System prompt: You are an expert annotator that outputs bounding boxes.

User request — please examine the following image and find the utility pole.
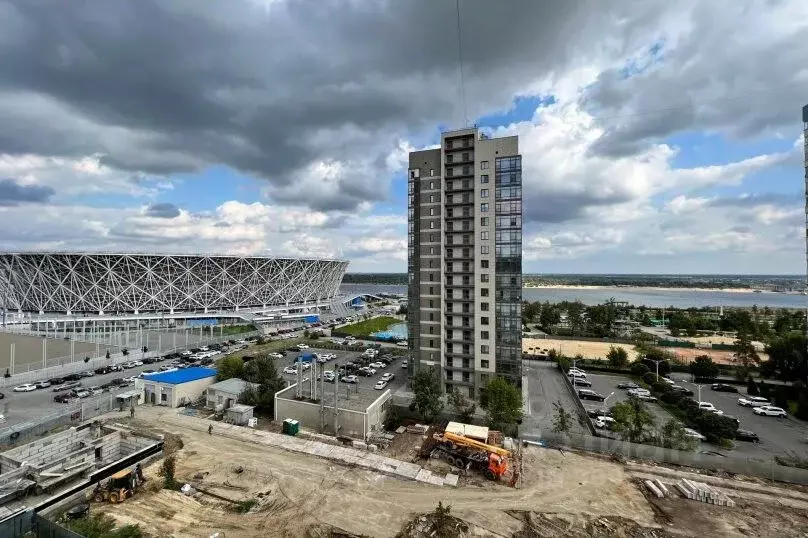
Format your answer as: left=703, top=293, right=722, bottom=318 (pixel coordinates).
left=333, top=369, right=339, bottom=436
left=319, top=365, right=326, bottom=433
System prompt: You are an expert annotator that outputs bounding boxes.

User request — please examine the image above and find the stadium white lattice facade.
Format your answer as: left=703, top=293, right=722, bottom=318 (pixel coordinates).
left=0, top=252, right=348, bottom=315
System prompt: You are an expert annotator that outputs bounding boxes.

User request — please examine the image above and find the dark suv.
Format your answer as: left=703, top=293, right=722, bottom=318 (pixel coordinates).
left=578, top=389, right=606, bottom=401
left=711, top=383, right=738, bottom=393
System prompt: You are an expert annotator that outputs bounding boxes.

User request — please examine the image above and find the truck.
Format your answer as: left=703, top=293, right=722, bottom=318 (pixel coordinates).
left=427, top=431, right=510, bottom=481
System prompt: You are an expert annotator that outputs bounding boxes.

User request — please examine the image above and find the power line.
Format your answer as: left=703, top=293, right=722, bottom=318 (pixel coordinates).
left=455, top=0, right=468, bottom=128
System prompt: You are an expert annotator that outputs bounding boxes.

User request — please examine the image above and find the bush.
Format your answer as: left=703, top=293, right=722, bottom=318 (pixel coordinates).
left=84, top=356, right=90, bottom=363
left=660, top=391, right=683, bottom=406
left=747, top=377, right=759, bottom=396
left=122, top=348, right=129, bottom=356
left=158, top=456, right=180, bottom=490
left=630, top=362, right=650, bottom=377
left=642, top=372, right=658, bottom=386
left=651, top=382, right=671, bottom=394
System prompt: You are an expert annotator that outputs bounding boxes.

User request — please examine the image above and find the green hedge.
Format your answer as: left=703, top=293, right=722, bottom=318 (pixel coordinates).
left=331, top=316, right=401, bottom=337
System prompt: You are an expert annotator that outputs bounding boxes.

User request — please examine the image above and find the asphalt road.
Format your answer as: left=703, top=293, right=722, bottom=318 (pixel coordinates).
left=694, top=383, right=808, bottom=459
left=521, top=360, right=587, bottom=436
left=0, top=358, right=182, bottom=429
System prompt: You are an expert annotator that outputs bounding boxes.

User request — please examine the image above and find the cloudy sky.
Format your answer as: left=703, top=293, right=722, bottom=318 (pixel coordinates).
left=0, top=0, right=805, bottom=274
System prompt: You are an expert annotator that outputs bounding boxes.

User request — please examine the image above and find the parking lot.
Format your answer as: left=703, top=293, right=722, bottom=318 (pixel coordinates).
left=570, top=369, right=808, bottom=460
left=274, top=345, right=408, bottom=410
left=688, top=380, right=808, bottom=459
left=521, top=360, right=589, bottom=436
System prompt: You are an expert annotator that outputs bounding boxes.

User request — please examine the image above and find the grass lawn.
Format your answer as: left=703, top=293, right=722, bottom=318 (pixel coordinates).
left=336, top=316, right=400, bottom=337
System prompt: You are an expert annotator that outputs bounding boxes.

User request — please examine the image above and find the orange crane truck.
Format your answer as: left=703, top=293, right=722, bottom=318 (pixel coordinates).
left=429, top=431, right=511, bottom=480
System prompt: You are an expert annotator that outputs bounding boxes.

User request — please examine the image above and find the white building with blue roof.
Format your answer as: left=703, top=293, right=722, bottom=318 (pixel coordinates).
left=135, top=367, right=217, bottom=408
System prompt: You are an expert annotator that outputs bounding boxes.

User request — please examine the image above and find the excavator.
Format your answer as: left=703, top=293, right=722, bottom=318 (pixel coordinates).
left=429, top=431, right=511, bottom=480
left=92, top=464, right=144, bottom=504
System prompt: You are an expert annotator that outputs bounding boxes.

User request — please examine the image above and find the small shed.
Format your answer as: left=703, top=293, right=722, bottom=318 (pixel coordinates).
left=206, top=378, right=258, bottom=410
left=225, top=404, right=255, bottom=426
left=298, top=351, right=315, bottom=363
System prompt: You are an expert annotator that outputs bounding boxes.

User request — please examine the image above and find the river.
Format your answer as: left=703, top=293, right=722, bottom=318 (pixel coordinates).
left=340, top=284, right=807, bottom=309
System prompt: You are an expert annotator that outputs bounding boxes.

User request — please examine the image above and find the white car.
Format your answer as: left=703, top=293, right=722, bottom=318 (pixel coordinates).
left=380, top=372, right=395, bottom=382
left=698, top=402, right=723, bottom=415
left=568, top=371, right=587, bottom=379
left=396, top=341, right=407, bottom=347
left=200, top=346, right=209, bottom=352
left=132, top=360, right=144, bottom=366
left=738, top=396, right=770, bottom=408
left=594, top=416, right=615, bottom=429
left=374, top=380, right=388, bottom=390
left=661, top=377, right=676, bottom=385
left=683, top=428, right=706, bottom=441
left=13, top=383, right=37, bottom=392
left=296, top=344, right=309, bottom=350
left=628, top=388, right=651, bottom=397
left=369, top=361, right=386, bottom=369
left=123, top=376, right=137, bottom=383
left=89, top=386, right=103, bottom=395
left=269, top=353, right=284, bottom=360
left=568, top=367, right=586, bottom=375
left=283, top=366, right=298, bottom=375
left=323, top=371, right=335, bottom=381
left=341, top=375, right=358, bottom=384
left=75, top=389, right=91, bottom=399
left=753, top=406, right=787, bottom=418
left=345, top=336, right=355, bottom=341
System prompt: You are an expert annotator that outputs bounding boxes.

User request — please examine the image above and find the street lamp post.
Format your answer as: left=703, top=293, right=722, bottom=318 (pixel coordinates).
left=650, top=359, right=663, bottom=382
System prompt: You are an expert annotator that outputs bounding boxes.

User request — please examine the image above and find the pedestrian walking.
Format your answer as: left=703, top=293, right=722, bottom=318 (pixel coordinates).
left=130, top=406, right=135, bottom=418
left=208, top=424, right=213, bottom=435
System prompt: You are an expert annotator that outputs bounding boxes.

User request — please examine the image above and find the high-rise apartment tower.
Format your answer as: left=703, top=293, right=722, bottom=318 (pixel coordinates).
left=407, top=128, right=522, bottom=399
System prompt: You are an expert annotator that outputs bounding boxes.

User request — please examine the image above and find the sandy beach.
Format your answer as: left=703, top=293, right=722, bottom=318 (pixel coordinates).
left=523, top=284, right=767, bottom=293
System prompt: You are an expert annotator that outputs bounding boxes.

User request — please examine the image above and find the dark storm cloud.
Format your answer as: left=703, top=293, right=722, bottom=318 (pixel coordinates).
left=0, top=178, right=54, bottom=205
left=144, top=202, right=180, bottom=218
left=0, top=0, right=670, bottom=210
left=584, top=2, right=808, bottom=156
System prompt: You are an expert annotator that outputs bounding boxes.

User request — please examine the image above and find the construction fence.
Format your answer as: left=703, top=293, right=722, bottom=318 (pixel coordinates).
left=527, top=430, right=808, bottom=486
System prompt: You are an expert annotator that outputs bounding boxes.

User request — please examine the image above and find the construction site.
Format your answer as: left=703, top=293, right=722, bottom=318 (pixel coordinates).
left=15, top=404, right=801, bottom=538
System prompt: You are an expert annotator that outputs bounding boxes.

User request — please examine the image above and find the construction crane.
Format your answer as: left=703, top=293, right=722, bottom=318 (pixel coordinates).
left=429, top=431, right=511, bottom=480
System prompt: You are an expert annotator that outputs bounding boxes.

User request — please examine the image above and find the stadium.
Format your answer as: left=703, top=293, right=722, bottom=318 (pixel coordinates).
left=0, top=252, right=349, bottom=323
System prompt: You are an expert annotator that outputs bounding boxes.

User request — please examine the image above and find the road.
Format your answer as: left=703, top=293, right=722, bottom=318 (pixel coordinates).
left=0, top=358, right=183, bottom=429
left=520, top=360, right=587, bottom=436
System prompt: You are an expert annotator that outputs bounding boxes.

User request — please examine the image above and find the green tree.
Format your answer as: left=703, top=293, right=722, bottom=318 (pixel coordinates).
left=630, top=362, right=650, bottom=377
left=566, top=301, right=586, bottom=336
left=67, top=513, right=144, bottom=538
left=448, top=387, right=476, bottom=423
left=410, top=369, right=444, bottom=422
left=606, top=346, right=629, bottom=368
left=216, top=356, right=245, bottom=382
left=659, top=420, right=698, bottom=451
left=747, top=377, right=759, bottom=396
left=690, top=355, right=719, bottom=380
left=610, top=397, right=655, bottom=443
left=734, top=330, right=760, bottom=371
left=482, top=377, right=523, bottom=431
left=762, top=334, right=808, bottom=383
left=552, top=400, right=572, bottom=433
left=539, top=305, right=561, bottom=329
left=240, top=355, right=286, bottom=414
left=522, top=301, right=540, bottom=323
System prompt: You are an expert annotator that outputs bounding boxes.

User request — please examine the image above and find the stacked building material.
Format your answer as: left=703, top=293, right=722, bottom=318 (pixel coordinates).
left=675, top=479, right=736, bottom=507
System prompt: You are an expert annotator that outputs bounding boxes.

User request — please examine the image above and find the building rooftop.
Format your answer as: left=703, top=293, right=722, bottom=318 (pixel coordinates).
left=208, top=377, right=258, bottom=394
left=146, top=367, right=217, bottom=384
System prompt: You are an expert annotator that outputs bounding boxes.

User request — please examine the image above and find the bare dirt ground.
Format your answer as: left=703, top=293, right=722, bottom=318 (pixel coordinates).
left=523, top=337, right=759, bottom=366
left=97, top=407, right=655, bottom=538
left=96, top=408, right=808, bottom=537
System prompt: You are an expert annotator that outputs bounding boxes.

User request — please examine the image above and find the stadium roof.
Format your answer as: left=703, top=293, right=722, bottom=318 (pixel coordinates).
left=0, top=251, right=347, bottom=262
left=144, top=367, right=217, bottom=384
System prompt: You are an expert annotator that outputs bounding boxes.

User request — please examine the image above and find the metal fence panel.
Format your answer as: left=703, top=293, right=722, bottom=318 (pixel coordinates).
left=36, top=514, right=84, bottom=538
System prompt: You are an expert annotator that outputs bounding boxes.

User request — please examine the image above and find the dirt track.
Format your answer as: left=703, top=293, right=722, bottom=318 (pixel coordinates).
left=99, top=407, right=655, bottom=537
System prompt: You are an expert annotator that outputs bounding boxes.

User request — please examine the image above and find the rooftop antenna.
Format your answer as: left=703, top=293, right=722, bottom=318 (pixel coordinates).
left=455, top=0, right=468, bottom=128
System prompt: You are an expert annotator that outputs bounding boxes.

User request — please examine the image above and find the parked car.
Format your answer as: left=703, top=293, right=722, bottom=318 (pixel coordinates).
left=13, top=383, right=37, bottom=392
left=323, top=371, right=336, bottom=383
left=578, top=389, right=606, bottom=402
left=661, top=377, right=676, bottom=385
left=94, top=367, right=112, bottom=375
left=683, top=428, right=706, bottom=441
left=63, top=374, right=82, bottom=382
left=48, top=377, right=65, bottom=385
left=396, top=341, right=407, bottom=347
left=340, top=375, right=358, bottom=384
left=698, top=402, right=722, bottom=414
left=369, top=361, right=386, bottom=369
left=570, top=378, right=592, bottom=387
left=671, top=386, right=695, bottom=397
left=269, top=353, right=284, bottom=359
left=283, top=366, right=298, bottom=375
left=33, top=380, right=51, bottom=389
left=296, top=344, right=309, bottom=350
left=122, top=361, right=138, bottom=369
left=637, top=394, right=658, bottom=403
left=594, top=416, right=615, bottom=429
left=79, top=370, right=95, bottom=378
left=122, top=376, right=137, bottom=383
left=110, top=378, right=126, bottom=386
left=568, top=371, right=587, bottom=379
left=711, top=383, right=738, bottom=393
left=753, top=406, right=787, bottom=418
left=54, top=393, right=73, bottom=403
left=75, top=389, right=91, bottom=398
left=132, top=360, right=143, bottom=366
left=401, top=361, right=408, bottom=369
left=380, top=372, right=395, bottom=382
left=89, top=386, right=103, bottom=395
left=617, top=382, right=639, bottom=390
left=735, top=429, right=760, bottom=442
left=374, top=380, right=388, bottom=390
left=738, top=396, right=770, bottom=408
